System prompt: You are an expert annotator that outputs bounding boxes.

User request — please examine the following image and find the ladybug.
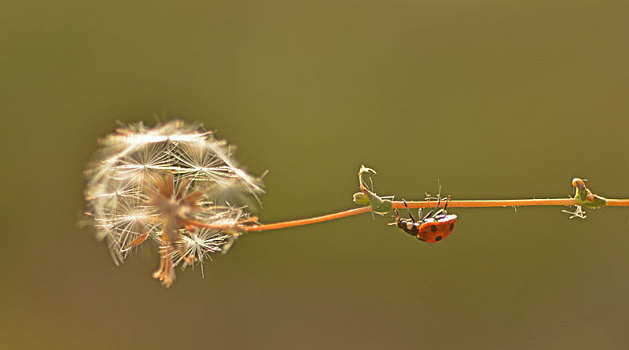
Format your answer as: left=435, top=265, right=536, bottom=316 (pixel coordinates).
left=393, top=196, right=457, bottom=243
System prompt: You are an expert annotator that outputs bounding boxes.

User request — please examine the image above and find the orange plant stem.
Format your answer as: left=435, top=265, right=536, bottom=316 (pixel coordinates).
left=187, top=197, right=629, bottom=233
left=396, top=198, right=580, bottom=209
left=245, top=207, right=372, bottom=232
left=186, top=207, right=373, bottom=232
left=604, top=199, right=629, bottom=206
left=245, top=198, right=583, bottom=232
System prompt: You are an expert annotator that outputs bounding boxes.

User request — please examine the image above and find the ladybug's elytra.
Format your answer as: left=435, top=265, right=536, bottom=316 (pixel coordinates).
left=393, top=196, right=457, bottom=243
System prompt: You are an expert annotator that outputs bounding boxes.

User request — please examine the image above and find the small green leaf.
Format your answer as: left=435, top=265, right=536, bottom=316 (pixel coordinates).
left=353, top=192, right=370, bottom=205
left=578, top=194, right=607, bottom=209
left=369, top=196, right=393, bottom=215
left=571, top=178, right=607, bottom=209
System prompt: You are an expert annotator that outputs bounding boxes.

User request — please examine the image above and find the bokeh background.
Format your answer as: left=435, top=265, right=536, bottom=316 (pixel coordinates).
left=2, top=1, right=629, bottom=349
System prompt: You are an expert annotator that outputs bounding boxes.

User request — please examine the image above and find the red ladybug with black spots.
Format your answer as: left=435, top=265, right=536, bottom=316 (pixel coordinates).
left=393, top=196, right=457, bottom=243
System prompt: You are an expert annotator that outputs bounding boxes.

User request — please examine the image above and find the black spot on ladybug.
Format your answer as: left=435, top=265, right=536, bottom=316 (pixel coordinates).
left=430, top=225, right=437, bottom=232
left=435, top=235, right=442, bottom=242
left=450, top=222, right=454, bottom=231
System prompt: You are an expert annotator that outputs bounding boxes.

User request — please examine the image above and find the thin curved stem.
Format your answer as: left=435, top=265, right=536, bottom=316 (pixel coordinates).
left=244, top=207, right=372, bottom=232
left=186, top=197, right=629, bottom=233
left=396, top=198, right=580, bottom=209
left=244, top=198, right=582, bottom=232
left=185, top=207, right=373, bottom=232
left=603, top=199, right=629, bottom=206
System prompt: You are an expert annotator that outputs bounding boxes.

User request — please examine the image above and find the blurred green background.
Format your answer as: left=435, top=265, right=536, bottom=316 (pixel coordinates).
left=2, top=0, right=629, bottom=349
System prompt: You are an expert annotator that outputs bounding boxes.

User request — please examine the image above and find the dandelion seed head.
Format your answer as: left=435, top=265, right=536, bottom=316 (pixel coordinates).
left=173, top=228, right=231, bottom=276
left=84, top=120, right=264, bottom=270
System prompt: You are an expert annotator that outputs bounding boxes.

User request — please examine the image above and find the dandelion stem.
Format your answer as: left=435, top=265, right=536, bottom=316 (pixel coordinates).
left=233, top=197, right=629, bottom=232
left=244, top=207, right=373, bottom=232
left=603, top=199, right=629, bottom=206
left=398, top=198, right=580, bottom=208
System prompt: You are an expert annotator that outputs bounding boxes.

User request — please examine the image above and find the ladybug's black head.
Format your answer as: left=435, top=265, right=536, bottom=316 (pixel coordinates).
left=398, top=219, right=419, bottom=236
left=393, top=209, right=419, bottom=236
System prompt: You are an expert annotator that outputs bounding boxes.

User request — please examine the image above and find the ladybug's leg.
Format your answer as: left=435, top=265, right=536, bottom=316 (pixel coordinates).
left=431, top=196, right=453, bottom=220
left=423, top=195, right=442, bottom=220
left=419, top=193, right=433, bottom=220
left=390, top=209, right=418, bottom=235
left=403, top=200, right=416, bottom=222
left=443, top=195, right=451, bottom=212
left=389, top=208, right=402, bottom=226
